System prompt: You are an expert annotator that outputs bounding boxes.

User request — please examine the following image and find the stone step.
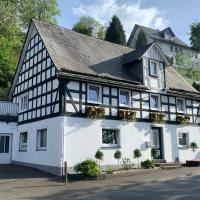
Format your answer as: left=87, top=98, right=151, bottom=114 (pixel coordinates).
left=155, top=162, right=180, bottom=167
left=153, top=159, right=166, bottom=164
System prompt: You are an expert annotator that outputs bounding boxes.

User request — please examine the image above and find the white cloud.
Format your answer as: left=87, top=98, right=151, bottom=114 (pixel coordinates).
left=72, top=0, right=168, bottom=39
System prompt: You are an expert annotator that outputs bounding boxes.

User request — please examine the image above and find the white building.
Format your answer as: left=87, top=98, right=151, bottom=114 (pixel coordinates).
left=127, top=24, right=200, bottom=68
left=1, top=20, right=200, bottom=176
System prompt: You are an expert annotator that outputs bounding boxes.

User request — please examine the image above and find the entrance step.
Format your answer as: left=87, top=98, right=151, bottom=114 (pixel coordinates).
left=155, top=162, right=182, bottom=169
left=153, top=159, right=166, bottom=164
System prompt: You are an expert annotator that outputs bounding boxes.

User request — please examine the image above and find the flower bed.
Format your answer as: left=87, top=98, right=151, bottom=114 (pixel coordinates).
left=119, top=109, right=136, bottom=121
left=185, top=160, right=200, bottom=167
left=176, top=115, right=190, bottom=125
left=85, top=106, right=105, bottom=119
left=150, top=112, right=165, bottom=123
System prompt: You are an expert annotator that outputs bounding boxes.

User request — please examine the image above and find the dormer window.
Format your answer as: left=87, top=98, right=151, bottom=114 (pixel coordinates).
left=149, top=60, right=158, bottom=77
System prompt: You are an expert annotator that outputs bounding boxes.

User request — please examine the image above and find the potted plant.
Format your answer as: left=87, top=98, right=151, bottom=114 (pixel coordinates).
left=190, top=142, right=198, bottom=159
left=150, top=112, right=165, bottom=123
left=119, top=109, right=136, bottom=121
left=85, top=106, right=105, bottom=119
left=133, top=148, right=142, bottom=168
left=114, top=150, right=122, bottom=165
left=151, top=147, right=157, bottom=160
left=176, top=115, right=190, bottom=125
left=95, top=150, right=104, bottom=167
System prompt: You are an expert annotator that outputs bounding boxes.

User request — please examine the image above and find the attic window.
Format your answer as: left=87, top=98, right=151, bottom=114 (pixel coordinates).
left=149, top=60, right=158, bottom=77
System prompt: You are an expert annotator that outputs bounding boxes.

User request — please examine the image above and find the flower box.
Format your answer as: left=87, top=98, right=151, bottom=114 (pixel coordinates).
left=150, top=112, right=165, bottom=123
left=85, top=106, right=105, bottom=119
left=119, top=109, right=136, bottom=121
left=176, top=115, right=190, bottom=125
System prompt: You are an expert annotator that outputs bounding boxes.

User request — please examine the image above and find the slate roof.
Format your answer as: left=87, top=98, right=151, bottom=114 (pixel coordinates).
left=33, top=20, right=198, bottom=94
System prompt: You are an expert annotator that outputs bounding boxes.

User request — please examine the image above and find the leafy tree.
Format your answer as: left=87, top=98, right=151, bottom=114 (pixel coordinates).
left=135, top=30, right=148, bottom=49
left=73, top=16, right=106, bottom=39
left=133, top=148, right=142, bottom=167
left=95, top=150, right=104, bottom=166
left=151, top=147, right=157, bottom=160
left=190, top=22, right=200, bottom=49
left=114, top=150, right=122, bottom=165
left=175, top=51, right=192, bottom=67
left=190, top=142, right=198, bottom=159
left=105, top=15, right=126, bottom=46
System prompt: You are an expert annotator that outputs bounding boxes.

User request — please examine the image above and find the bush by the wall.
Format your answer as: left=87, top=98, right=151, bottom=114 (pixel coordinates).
left=74, top=159, right=100, bottom=177
left=141, top=159, right=154, bottom=169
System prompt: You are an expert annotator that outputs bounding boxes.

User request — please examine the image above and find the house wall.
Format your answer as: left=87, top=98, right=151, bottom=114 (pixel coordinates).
left=12, top=116, right=64, bottom=175
left=63, top=117, right=200, bottom=168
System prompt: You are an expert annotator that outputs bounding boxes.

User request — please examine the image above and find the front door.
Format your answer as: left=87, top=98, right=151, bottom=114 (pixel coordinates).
left=152, top=128, right=163, bottom=159
left=0, top=134, right=11, bottom=164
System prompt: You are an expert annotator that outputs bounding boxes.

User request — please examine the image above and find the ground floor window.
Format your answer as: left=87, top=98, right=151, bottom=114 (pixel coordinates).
left=0, top=136, right=9, bottom=153
left=36, top=129, right=47, bottom=150
left=19, top=132, right=28, bottom=151
left=178, top=132, right=188, bottom=146
left=102, top=129, right=119, bottom=147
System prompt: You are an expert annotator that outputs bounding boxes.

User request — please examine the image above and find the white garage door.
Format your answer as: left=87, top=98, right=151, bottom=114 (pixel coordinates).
left=0, top=134, right=12, bottom=164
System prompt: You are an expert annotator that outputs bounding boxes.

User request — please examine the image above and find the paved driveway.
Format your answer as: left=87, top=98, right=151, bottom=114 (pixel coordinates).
left=1, top=165, right=200, bottom=200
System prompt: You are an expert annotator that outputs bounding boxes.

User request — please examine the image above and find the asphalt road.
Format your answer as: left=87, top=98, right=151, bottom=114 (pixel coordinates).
left=1, top=165, right=200, bottom=200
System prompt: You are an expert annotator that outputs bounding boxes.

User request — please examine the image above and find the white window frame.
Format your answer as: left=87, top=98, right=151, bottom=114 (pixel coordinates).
left=87, top=84, right=102, bottom=104
left=102, top=129, right=120, bottom=148
left=176, top=98, right=185, bottom=113
left=119, top=89, right=130, bottom=107
left=149, top=60, right=158, bottom=77
left=19, top=93, right=28, bottom=112
left=150, top=94, right=160, bottom=110
left=19, top=132, right=28, bottom=151
left=178, top=132, right=189, bottom=147
left=36, top=129, right=47, bottom=151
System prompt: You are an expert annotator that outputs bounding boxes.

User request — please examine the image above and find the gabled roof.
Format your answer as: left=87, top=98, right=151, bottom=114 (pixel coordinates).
left=127, top=24, right=190, bottom=49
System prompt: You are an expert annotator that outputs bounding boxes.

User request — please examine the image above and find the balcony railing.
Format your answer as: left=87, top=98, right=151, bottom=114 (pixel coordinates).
left=0, top=101, right=18, bottom=116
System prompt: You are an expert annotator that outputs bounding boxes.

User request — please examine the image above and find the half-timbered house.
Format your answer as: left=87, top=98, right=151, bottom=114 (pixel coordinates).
left=1, top=20, right=200, bottom=175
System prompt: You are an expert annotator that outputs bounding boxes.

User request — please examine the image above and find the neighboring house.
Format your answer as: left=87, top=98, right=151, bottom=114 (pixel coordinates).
left=1, top=20, right=200, bottom=176
left=127, top=24, right=200, bottom=68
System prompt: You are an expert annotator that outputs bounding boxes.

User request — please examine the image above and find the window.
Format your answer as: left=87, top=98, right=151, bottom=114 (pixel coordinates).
left=170, top=45, right=173, bottom=52
left=178, top=132, right=188, bottom=146
left=88, top=85, right=101, bottom=103
left=36, top=129, right=47, bottom=150
left=149, top=61, right=158, bottom=76
left=119, top=90, right=130, bottom=106
left=177, top=98, right=185, bottom=113
left=150, top=94, right=159, bottom=110
left=20, top=93, right=28, bottom=112
left=0, top=136, right=9, bottom=153
left=19, top=132, right=28, bottom=151
left=102, top=129, right=119, bottom=147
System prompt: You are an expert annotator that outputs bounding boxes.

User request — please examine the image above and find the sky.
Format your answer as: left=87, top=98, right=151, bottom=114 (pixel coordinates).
left=56, top=0, right=200, bottom=45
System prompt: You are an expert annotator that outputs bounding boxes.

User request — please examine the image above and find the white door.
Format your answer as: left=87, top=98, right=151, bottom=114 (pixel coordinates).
left=0, top=134, right=12, bottom=164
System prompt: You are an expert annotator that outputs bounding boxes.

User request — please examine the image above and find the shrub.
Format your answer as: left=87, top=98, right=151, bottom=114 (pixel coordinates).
left=106, top=166, right=114, bottom=174
left=74, top=159, right=100, bottom=177
left=122, top=158, right=133, bottom=170
left=141, top=159, right=154, bottom=169
left=133, top=148, right=142, bottom=167
left=95, top=150, right=104, bottom=166
left=114, top=150, right=122, bottom=164
left=151, top=147, right=157, bottom=159
left=190, top=142, right=198, bottom=152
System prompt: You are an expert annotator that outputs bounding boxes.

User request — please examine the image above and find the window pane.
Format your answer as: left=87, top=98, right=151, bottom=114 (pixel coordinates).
left=89, top=86, right=99, bottom=101
left=150, top=62, right=157, bottom=76
left=102, top=129, right=118, bottom=145
left=40, top=130, right=47, bottom=148
left=5, top=136, right=9, bottom=153
left=0, top=136, right=5, bottom=153
left=177, top=99, right=184, bottom=112
left=120, top=91, right=129, bottom=105
left=179, top=133, right=187, bottom=145
left=151, top=95, right=159, bottom=108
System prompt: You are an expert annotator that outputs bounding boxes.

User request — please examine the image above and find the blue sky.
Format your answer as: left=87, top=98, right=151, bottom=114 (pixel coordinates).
left=56, top=0, right=200, bottom=45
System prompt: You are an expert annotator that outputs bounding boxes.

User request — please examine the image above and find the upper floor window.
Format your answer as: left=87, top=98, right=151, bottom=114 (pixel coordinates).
left=36, top=129, right=47, bottom=151
left=19, top=132, right=28, bottom=151
left=177, top=98, right=185, bottom=113
left=119, top=90, right=130, bottom=107
left=150, top=94, right=159, bottom=110
left=102, top=129, right=120, bottom=147
left=88, top=85, right=101, bottom=103
left=19, top=93, right=28, bottom=112
left=170, top=45, right=173, bottom=52
left=149, top=60, right=158, bottom=77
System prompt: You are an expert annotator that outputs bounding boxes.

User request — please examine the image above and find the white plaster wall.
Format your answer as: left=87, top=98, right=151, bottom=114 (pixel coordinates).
left=12, top=117, right=64, bottom=168
left=64, top=117, right=200, bottom=167
left=0, top=122, right=16, bottom=133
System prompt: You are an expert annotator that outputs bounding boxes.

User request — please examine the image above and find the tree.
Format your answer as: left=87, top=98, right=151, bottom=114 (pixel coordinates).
left=133, top=148, right=142, bottom=168
left=190, top=142, right=198, bottom=159
left=190, top=22, right=200, bottom=49
left=73, top=16, right=106, bottom=39
left=95, top=150, right=104, bottom=166
left=105, top=15, right=126, bottom=46
left=151, top=147, right=157, bottom=160
left=175, top=51, right=192, bottom=67
left=135, top=30, right=148, bottom=49
left=114, top=150, right=122, bottom=165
